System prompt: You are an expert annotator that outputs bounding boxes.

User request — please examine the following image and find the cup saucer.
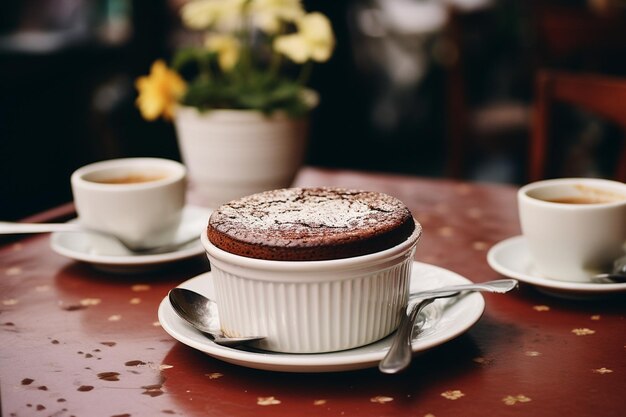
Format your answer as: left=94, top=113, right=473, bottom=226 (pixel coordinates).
left=487, top=235, right=626, bottom=298
left=50, top=205, right=212, bottom=274
left=157, top=261, right=485, bottom=373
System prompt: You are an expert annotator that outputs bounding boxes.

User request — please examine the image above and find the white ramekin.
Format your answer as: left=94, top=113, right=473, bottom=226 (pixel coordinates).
left=201, top=224, right=421, bottom=353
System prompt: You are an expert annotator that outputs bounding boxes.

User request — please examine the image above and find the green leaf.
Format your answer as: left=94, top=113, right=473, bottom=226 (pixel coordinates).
left=178, top=69, right=312, bottom=116
left=171, top=48, right=200, bottom=71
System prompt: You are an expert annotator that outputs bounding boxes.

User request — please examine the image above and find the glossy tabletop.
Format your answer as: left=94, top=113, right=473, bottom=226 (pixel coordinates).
left=1, top=167, right=625, bottom=417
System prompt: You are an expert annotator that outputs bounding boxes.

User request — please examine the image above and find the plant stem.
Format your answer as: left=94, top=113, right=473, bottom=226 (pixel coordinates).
left=297, top=60, right=313, bottom=85
left=269, top=49, right=282, bottom=80
left=268, top=22, right=285, bottom=80
left=199, top=52, right=213, bottom=82
left=239, top=0, right=253, bottom=81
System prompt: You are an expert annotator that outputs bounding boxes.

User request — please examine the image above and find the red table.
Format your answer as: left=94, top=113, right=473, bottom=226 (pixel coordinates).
left=1, top=167, right=625, bottom=417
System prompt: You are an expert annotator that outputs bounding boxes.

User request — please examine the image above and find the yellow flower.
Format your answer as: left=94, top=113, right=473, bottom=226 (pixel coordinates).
left=250, top=0, right=304, bottom=33
left=181, top=0, right=245, bottom=31
left=180, top=0, right=220, bottom=29
left=135, top=60, right=187, bottom=121
left=205, top=34, right=241, bottom=71
left=274, top=12, right=335, bottom=63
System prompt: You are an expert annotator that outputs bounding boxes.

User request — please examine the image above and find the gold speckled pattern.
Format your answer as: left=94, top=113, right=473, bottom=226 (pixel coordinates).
left=0, top=167, right=624, bottom=417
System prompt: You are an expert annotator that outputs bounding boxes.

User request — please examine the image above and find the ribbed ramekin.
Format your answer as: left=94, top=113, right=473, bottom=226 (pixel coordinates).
left=201, top=225, right=421, bottom=353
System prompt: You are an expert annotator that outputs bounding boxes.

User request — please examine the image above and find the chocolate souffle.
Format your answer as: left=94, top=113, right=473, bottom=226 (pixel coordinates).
left=207, top=187, right=418, bottom=261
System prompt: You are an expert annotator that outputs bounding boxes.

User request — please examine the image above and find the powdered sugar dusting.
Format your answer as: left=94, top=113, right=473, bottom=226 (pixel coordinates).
left=215, top=188, right=403, bottom=231
left=207, top=187, right=418, bottom=259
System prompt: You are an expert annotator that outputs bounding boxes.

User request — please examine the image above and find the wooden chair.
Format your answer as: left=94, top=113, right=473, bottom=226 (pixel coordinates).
left=532, top=4, right=626, bottom=73
left=443, top=3, right=626, bottom=181
left=530, top=70, right=626, bottom=182
left=442, top=6, right=530, bottom=180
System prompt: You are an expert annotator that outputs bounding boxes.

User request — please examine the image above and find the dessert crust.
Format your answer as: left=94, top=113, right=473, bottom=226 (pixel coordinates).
left=207, top=187, right=418, bottom=261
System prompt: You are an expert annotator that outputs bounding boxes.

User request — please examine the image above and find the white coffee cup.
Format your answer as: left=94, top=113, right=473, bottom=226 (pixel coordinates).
left=71, top=158, right=187, bottom=249
left=518, top=178, right=626, bottom=282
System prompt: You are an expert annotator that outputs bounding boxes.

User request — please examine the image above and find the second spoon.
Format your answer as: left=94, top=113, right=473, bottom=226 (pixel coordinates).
left=379, top=278, right=518, bottom=374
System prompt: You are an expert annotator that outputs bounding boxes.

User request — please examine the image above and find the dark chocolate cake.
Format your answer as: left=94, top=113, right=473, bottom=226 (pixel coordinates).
left=207, top=187, right=418, bottom=261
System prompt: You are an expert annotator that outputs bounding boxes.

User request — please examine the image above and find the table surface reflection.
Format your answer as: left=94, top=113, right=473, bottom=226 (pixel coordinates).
left=1, top=167, right=625, bottom=417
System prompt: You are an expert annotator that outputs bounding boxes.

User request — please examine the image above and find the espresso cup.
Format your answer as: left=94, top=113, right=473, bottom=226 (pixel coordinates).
left=518, top=178, right=626, bottom=282
left=71, top=158, right=187, bottom=249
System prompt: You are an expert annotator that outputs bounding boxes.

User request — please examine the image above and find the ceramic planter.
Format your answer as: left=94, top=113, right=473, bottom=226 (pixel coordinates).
left=174, top=106, right=310, bottom=208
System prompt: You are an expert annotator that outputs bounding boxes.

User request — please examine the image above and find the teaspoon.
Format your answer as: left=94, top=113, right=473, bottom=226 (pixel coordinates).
left=592, top=255, right=626, bottom=283
left=0, top=221, right=198, bottom=254
left=168, top=288, right=265, bottom=347
left=408, top=279, right=519, bottom=301
left=379, top=279, right=518, bottom=374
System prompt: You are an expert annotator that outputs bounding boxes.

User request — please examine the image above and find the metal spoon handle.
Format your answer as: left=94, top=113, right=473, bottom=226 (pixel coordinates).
left=211, top=335, right=265, bottom=347
left=0, top=221, right=85, bottom=234
left=380, top=279, right=519, bottom=374
left=0, top=221, right=197, bottom=254
left=591, top=273, right=626, bottom=283
left=409, top=279, right=518, bottom=300
left=379, top=298, right=436, bottom=374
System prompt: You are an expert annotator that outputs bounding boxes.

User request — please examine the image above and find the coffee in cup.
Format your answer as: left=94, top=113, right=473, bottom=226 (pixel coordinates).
left=517, top=178, right=626, bottom=282
left=88, top=173, right=168, bottom=185
left=71, top=158, right=187, bottom=250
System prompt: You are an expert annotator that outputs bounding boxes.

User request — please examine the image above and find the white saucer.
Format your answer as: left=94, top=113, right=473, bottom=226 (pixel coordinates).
left=487, top=235, right=626, bottom=297
left=158, top=261, right=485, bottom=373
left=50, top=205, right=212, bottom=274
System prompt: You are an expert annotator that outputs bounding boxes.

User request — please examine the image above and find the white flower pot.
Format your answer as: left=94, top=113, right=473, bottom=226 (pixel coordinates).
left=174, top=106, right=310, bottom=208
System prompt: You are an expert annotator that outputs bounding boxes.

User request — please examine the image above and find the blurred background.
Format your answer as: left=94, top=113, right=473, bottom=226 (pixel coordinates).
left=1, top=0, right=625, bottom=220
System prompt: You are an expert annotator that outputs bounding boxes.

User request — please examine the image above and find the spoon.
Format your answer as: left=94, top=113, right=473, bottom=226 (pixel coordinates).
left=0, top=221, right=198, bottom=254
left=408, top=279, right=519, bottom=300
left=592, top=255, right=626, bottom=283
left=168, top=288, right=265, bottom=347
left=379, top=278, right=518, bottom=374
